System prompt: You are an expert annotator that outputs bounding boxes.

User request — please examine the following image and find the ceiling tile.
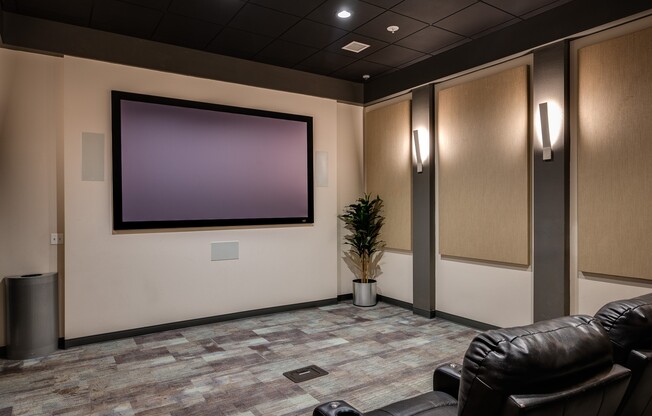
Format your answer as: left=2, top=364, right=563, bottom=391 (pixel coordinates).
left=391, top=0, right=477, bottom=24
left=294, top=50, right=358, bottom=75
left=360, top=0, right=404, bottom=9
left=254, top=39, right=318, bottom=67
left=432, top=38, right=472, bottom=54
left=281, top=20, right=347, bottom=49
left=1, top=0, right=16, bottom=12
left=365, top=44, right=425, bottom=67
left=229, top=3, right=301, bottom=37
left=207, top=27, right=274, bottom=58
left=248, top=0, right=326, bottom=17
left=331, top=59, right=392, bottom=82
left=307, top=0, right=385, bottom=31
left=395, top=26, right=465, bottom=53
left=471, top=17, right=519, bottom=38
left=168, top=0, right=245, bottom=25
left=325, top=33, right=388, bottom=59
left=482, top=0, right=559, bottom=16
left=353, top=11, right=428, bottom=42
left=435, top=2, right=514, bottom=37
left=13, top=0, right=93, bottom=26
left=120, top=0, right=171, bottom=11
left=398, top=52, right=431, bottom=68
left=91, top=0, right=163, bottom=39
left=152, top=13, right=222, bottom=50
left=521, top=0, right=573, bottom=19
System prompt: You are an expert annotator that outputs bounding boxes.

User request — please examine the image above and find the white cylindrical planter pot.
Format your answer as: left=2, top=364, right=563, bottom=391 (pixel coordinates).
left=352, top=279, right=377, bottom=307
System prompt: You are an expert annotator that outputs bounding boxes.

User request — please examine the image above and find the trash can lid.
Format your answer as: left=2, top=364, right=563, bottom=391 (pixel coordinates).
left=5, top=272, right=57, bottom=280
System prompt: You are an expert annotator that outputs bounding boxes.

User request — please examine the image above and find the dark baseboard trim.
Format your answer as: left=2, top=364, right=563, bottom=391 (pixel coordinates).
left=64, top=298, right=337, bottom=349
left=377, top=294, right=412, bottom=311
left=336, top=293, right=412, bottom=311
left=413, top=307, right=437, bottom=319
left=435, top=310, right=499, bottom=331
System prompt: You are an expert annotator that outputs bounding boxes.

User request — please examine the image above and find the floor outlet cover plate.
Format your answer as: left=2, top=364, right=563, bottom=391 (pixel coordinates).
left=283, top=365, right=328, bottom=383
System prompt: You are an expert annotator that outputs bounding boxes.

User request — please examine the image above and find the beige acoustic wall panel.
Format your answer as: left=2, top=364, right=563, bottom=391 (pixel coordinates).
left=438, top=65, right=530, bottom=265
left=578, top=27, right=652, bottom=281
left=365, top=100, right=412, bottom=251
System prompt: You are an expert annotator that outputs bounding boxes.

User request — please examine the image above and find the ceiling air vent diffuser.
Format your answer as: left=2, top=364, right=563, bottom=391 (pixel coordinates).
left=341, top=41, right=370, bottom=53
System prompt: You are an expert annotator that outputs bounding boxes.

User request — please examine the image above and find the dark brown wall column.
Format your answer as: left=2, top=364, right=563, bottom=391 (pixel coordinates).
left=411, top=84, right=436, bottom=317
left=533, top=41, right=571, bottom=321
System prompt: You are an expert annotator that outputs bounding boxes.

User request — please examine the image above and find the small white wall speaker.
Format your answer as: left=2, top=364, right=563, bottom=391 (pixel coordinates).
left=315, top=151, right=328, bottom=187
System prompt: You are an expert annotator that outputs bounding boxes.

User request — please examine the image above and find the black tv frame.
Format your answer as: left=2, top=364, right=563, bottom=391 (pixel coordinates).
left=111, top=90, right=314, bottom=230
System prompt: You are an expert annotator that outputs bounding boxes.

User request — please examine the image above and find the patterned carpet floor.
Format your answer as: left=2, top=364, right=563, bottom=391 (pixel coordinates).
left=0, top=301, right=478, bottom=415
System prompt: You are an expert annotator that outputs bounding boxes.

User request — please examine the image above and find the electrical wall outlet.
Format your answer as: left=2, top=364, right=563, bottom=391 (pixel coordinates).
left=50, top=233, right=64, bottom=245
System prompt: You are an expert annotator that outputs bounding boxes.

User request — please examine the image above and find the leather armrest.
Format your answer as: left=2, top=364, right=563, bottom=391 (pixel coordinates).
left=627, top=349, right=652, bottom=365
left=618, top=349, right=652, bottom=416
left=313, top=400, right=363, bottom=416
left=504, top=364, right=631, bottom=415
left=433, top=362, right=463, bottom=399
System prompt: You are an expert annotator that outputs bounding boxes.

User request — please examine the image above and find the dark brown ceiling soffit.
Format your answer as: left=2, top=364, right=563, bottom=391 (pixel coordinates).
left=364, top=0, right=652, bottom=103
left=0, top=12, right=364, bottom=105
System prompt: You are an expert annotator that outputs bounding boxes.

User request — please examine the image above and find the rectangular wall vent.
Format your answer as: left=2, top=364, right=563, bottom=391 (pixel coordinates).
left=342, top=41, right=370, bottom=53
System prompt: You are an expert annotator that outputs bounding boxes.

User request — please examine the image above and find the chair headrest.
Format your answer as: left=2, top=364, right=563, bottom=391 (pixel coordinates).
left=594, top=292, right=652, bottom=363
left=458, top=315, right=613, bottom=415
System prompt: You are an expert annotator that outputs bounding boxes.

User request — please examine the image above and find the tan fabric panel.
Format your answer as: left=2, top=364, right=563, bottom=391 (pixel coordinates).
left=578, top=27, right=652, bottom=280
left=364, top=100, right=412, bottom=251
left=438, top=65, right=530, bottom=265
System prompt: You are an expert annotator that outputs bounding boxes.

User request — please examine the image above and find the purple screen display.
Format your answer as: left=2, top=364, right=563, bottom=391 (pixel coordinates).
left=119, top=100, right=309, bottom=222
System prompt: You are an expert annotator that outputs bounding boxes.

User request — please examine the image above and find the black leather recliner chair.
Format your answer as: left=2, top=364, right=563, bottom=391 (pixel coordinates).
left=314, top=315, right=631, bottom=416
left=595, top=293, right=652, bottom=416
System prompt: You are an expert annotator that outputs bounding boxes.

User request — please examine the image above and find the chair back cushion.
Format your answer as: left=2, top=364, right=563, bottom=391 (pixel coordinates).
left=595, top=292, right=652, bottom=363
left=595, top=293, right=652, bottom=416
left=457, top=315, right=615, bottom=415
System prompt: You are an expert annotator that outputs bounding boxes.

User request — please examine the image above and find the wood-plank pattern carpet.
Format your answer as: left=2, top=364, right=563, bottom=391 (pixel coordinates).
left=0, top=302, right=478, bottom=415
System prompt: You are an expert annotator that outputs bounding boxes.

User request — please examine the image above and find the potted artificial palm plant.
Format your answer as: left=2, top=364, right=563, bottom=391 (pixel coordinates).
left=339, top=193, right=385, bottom=307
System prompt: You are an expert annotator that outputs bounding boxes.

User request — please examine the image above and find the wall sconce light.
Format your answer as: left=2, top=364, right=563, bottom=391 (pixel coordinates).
left=412, top=129, right=428, bottom=173
left=539, top=102, right=553, bottom=161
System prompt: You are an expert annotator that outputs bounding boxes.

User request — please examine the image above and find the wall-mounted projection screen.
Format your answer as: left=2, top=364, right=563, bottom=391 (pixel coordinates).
left=438, top=65, right=530, bottom=265
left=365, top=100, right=412, bottom=251
left=578, top=27, right=652, bottom=281
left=112, top=91, right=313, bottom=230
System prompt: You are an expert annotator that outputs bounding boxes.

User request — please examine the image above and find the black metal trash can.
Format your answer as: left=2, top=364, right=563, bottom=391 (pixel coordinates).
left=5, top=272, right=59, bottom=360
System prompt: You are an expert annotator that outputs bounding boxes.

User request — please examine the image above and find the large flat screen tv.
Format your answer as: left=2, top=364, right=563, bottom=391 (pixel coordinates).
left=111, top=91, right=313, bottom=230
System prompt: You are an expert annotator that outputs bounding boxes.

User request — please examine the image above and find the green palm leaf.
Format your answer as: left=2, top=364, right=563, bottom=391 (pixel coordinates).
left=338, top=194, right=386, bottom=283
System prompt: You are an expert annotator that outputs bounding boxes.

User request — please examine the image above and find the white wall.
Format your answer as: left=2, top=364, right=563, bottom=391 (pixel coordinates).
left=335, top=102, right=413, bottom=303
left=361, top=96, right=414, bottom=304
left=62, top=56, right=341, bottom=339
left=436, top=259, right=532, bottom=326
left=378, top=251, right=413, bottom=303
left=434, top=57, right=534, bottom=328
left=0, top=49, right=62, bottom=346
left=570, top=15, right=652, bottom=316
left=336, top=103, right=364, bottom=295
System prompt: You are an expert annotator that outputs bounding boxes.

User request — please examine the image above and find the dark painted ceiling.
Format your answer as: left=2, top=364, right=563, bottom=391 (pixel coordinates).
left=0, top=0, right=573, bottom=83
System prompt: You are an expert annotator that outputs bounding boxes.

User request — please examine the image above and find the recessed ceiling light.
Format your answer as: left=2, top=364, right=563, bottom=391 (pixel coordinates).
left=387, top=25, right=399, bottom=33
left=337, top=10, right=351, bottom=18
left=342, top=41, right=370, bottom=53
